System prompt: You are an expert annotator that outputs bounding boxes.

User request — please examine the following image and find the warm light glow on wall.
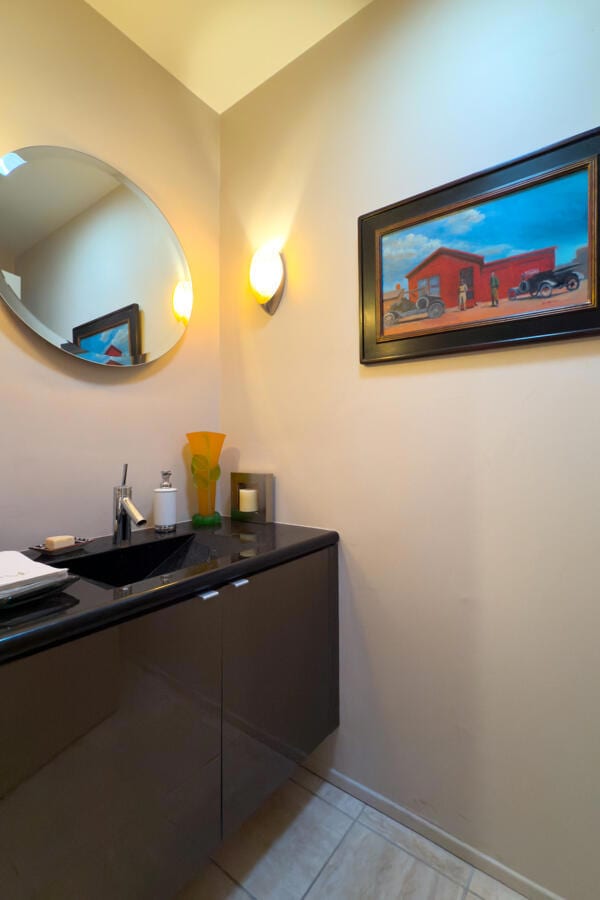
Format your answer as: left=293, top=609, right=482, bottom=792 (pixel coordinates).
left=249, top=241, right=285, bottom=315
left=172, top=280, right=193, bottom=322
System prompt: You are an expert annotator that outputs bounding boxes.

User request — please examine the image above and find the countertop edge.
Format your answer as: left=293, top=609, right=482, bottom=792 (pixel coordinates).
left=0, top=525, right=339, bottom=666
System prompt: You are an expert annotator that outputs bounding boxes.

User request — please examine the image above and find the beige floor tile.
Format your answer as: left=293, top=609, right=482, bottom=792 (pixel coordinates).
left=470, top=869, right=527, bottom=899
left=212, top=779, right=353, bottom=900
left=291, top=767, right=364, bottom=818
left=359, top=805, right=471, bottom=886
left=178, top=861, right=250, bottom=899
left=306, top=822, right=464, bottom=900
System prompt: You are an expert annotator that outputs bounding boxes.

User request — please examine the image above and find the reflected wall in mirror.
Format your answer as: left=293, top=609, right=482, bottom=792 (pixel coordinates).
left=0, top=146, right=192, bottom=366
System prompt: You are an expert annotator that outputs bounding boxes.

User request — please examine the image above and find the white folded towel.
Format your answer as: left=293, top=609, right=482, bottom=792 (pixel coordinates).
left=0, top=551, right=70, bottom=601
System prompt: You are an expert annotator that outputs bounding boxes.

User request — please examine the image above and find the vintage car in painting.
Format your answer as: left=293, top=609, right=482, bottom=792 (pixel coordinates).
left=383, top=291, right=446, bottom=325
left=509, top=265, right=582, bottom=300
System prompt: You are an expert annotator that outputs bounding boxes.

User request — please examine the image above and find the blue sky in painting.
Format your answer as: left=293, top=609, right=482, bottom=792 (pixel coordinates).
left=79, top=324, right=130, bottom=357
left=381, top=168, right=589, bottom=292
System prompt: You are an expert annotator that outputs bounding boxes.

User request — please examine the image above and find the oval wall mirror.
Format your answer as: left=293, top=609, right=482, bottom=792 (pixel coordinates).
left=0, top=146, right=192, bottom=367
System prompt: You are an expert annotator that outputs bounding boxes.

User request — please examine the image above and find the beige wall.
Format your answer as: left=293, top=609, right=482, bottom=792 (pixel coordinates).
left=1, top=0, right=220, bottom=548
left=220, top=1, right=600, bottom=897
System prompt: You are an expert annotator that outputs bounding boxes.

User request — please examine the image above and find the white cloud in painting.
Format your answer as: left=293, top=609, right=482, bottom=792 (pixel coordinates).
left=382, top=232, right=442, bottom=265
left=109, top=325, right=130, bottom=353
left=477, top=243, right=531, bottom=259
left=444, top=207, right=485, bottom=235
left=440, top=239, right=531, bottom=261
left=97, top=325, right=129, bottom=353
left=445, top=239, right=477, bottom=254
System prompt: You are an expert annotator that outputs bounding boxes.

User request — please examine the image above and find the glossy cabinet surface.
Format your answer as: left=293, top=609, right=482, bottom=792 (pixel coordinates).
left=0, top=591, right=221, bottom=899
left=0, top=543, right=338, bottom=898
left=223, top=546, right=339, bottom=836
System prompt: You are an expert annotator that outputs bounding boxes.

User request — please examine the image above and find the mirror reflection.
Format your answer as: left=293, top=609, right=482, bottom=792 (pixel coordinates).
left=0, top=146, right=192, bottom=366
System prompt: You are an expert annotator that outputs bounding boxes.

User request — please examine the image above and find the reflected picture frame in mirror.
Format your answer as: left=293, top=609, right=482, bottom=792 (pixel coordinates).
left=0, top=146, right=192, bottom=367
left=70, top=303, right=142, bottom=366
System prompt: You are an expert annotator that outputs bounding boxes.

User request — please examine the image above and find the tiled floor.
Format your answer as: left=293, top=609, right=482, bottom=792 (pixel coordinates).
left=178, top=768, right=527, bottom=900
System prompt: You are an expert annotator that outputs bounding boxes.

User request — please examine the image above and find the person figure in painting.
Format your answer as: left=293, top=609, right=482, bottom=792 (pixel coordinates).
left=458, top=278, right=468, bottom=311
left=490, top=271, right=500, bottom=307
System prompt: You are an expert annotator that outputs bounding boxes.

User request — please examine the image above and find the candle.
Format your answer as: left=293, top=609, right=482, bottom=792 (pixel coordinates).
left=239, top=488, right=258, bottom=513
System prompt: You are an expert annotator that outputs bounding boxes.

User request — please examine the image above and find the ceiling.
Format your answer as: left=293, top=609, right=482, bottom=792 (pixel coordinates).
left=84, top=0, right=375, bottom=113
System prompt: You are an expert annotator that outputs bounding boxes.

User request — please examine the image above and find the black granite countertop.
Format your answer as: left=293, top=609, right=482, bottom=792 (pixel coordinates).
left=0, top=519, right=338, bottom=665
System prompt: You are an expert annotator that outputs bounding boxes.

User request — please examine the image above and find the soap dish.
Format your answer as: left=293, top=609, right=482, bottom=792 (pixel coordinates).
left=29, top=538, right=94, bottom=556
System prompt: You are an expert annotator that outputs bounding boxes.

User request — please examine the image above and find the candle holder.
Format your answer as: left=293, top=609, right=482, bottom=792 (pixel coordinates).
left=230, top=473, right=274, bottom=524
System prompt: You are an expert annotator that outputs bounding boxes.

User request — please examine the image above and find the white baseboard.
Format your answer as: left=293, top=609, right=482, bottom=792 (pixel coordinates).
left=304, top=763, right=564, bottom=900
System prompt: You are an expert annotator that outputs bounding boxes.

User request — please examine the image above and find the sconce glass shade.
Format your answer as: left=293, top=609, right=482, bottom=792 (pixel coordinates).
left=250, top=244, right=285, bottom=314
left=173, top=280, right=193, bottom=323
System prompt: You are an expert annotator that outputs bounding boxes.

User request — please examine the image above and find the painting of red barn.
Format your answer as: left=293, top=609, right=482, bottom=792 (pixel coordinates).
left=379, top=164, right=592, bottom=341
left=359, top=131, right=600, bottom=362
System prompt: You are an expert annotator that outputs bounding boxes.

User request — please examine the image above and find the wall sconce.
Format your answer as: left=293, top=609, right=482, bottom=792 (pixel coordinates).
left=249, top=242, right=285, bottom=315
left=172, top=280, right=193, bottom=323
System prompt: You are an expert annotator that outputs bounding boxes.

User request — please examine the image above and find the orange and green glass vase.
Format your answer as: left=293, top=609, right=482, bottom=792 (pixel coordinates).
left=186, top=431, right=226, bottom=527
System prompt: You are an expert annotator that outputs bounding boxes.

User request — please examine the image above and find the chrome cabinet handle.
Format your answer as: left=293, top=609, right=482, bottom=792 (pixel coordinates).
left=230, top=578, right=249, bottom=588
left=197, top=590, right=219, bottom=601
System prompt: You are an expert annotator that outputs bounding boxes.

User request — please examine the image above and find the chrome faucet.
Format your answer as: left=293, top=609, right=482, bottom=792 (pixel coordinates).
left=113, top=464, right=147, bottom=544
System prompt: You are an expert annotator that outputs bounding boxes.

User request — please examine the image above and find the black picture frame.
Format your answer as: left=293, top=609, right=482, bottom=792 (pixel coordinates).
left=72, top=303, right=142, bottom=366
left=359, top=128, right=600, bottom=363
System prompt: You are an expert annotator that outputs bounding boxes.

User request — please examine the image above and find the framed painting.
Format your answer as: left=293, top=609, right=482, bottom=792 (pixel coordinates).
left=359, top=128, right=600, bottom=363
left=72, top=303, right=142, bottom=366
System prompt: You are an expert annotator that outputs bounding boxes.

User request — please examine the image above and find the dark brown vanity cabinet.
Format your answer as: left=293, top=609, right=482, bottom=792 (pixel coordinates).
left=222, top=546, right=339, bottom=836
left=0, top=591, right=222, bottom=900
left=0, top=543, right=338, bottom=898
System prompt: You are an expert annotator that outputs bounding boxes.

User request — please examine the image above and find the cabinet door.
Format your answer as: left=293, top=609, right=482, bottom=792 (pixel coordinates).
left=0, top=590, right=221, bottom=900
left=222, top=547, right=339, bottom=836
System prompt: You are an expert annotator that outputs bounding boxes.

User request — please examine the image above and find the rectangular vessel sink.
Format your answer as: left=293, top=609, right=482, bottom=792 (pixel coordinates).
left=55, top=534, right=211, bottom=588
